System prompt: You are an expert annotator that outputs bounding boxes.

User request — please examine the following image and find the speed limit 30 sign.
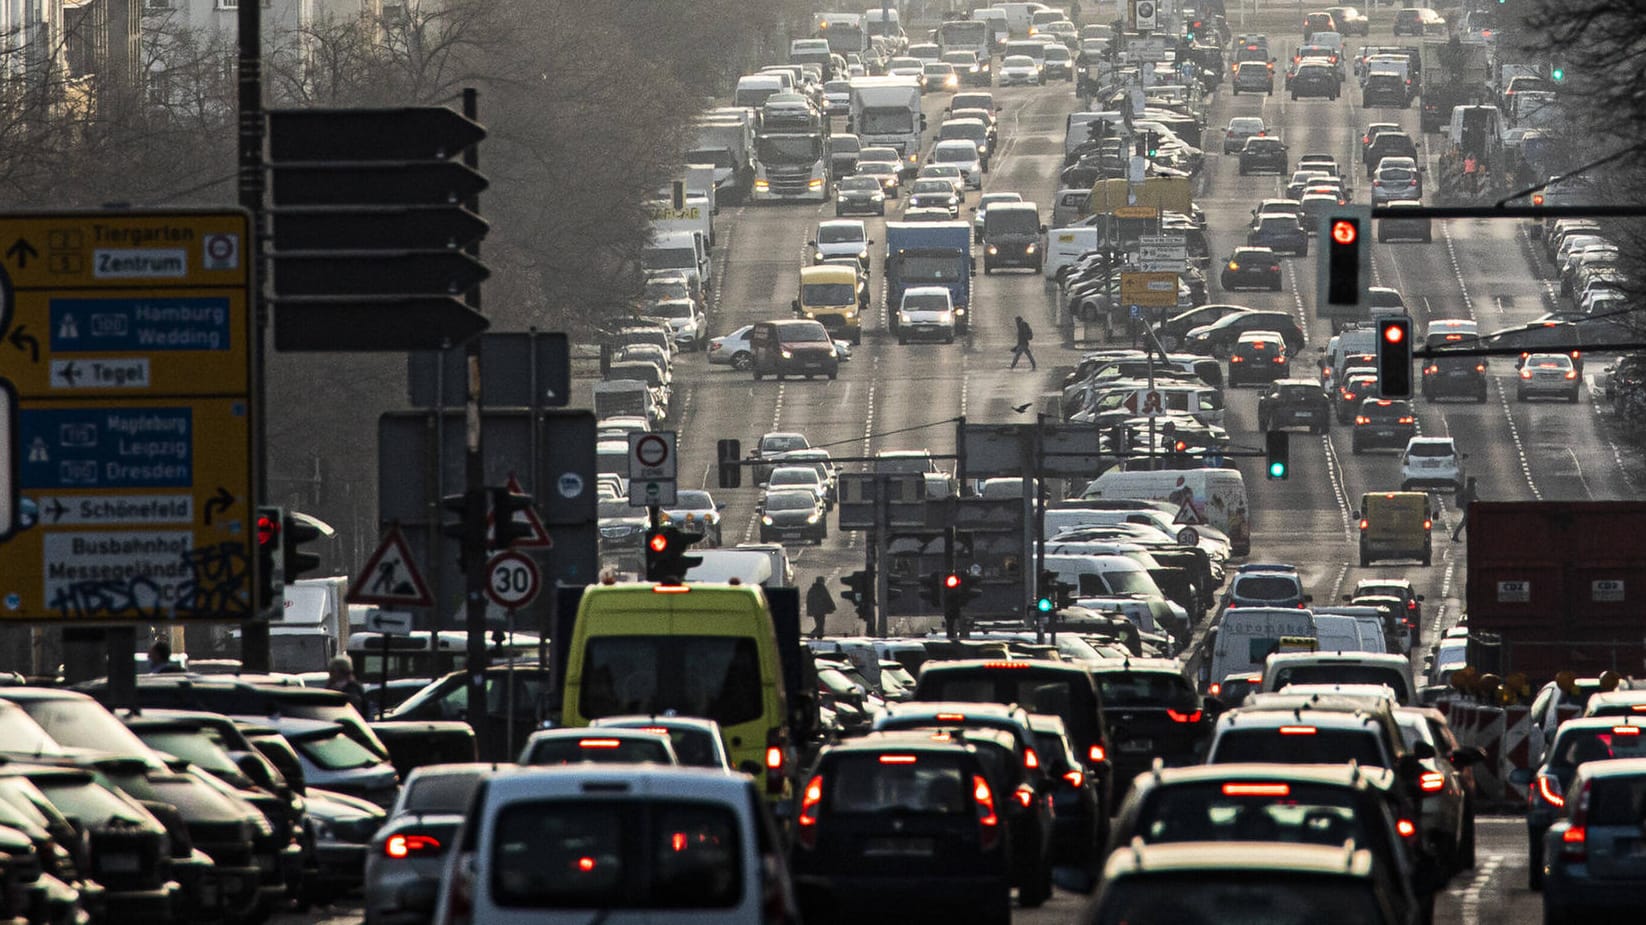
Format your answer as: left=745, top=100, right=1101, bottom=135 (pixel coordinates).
left=484, top=550, right=541, bottom=609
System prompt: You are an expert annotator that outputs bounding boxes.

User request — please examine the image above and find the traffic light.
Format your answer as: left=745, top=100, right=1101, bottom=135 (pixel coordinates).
left=841, top=569, right=874, bottom=622
left=489, top=486, right=536, bottom=549
left=1318, top=206, right=1372, bottom=313
left=1037, top=570, right=1076, bottom=614
left=717, top=439, right=742, bottom=489
left=1377, top=317, right=1413, bottom=398
left=282, top=511, right=326, bottom=584
left=1550, top=66, right=1564, bottom=81
left=442, top=490, right=484, bottom=570
left=1266, top=431, right=1290, bottom=480
left=256, top=506, right=283, bottom=611
left=920, top=571, right=948, bottom=609
left=645, top=525, right=703, bottom=583
left=956, top=573, right=984, bottom=606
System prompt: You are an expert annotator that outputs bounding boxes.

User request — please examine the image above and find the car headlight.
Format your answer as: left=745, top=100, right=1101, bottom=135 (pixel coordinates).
left=907, top=153, right=918, bottom=163
left=858, top=250, right=868, bottom=260
left=761, top=515, right=774, bottom=525
left=780, top=349, right=793, bottom=359
left=806, top=512, right=821, bottom=523
left=754, top=179, right=769, bottom=190
left=1025, top=243, right=1037, bottom=253
left=987, top=245, right=998, bottom=254
left=871, top=192, right=884, bottom=201
left=955, top=307, right=965, bottom=315
left=969, top=64, right=979, bottom=72
left=809, top=178, right=823, bottom=189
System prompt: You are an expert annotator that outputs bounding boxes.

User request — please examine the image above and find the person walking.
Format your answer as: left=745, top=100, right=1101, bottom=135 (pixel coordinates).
left=326, top=654, right=369, bottom=715
left=1451, top=476, right=1478, bottom=542
left=806, top=575, right=837, bottom=640
left=1010, top=315, right=1037, bottom=370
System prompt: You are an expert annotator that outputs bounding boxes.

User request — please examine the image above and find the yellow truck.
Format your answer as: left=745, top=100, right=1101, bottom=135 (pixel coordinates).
left=1357, top=491, right=1433, bottom=567
left=793, top=263, right=865, bottom=344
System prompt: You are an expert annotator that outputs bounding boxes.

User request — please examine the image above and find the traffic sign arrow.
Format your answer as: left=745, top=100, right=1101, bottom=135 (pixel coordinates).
left=274, top=297, right=489, bottom=351
left=270, top=161, right=489, bottom=207
left=271, top=207, right=489, bottom=251
left=268, top=107, right=486, bottom=161
left=273, top=251, right=489, bottom=296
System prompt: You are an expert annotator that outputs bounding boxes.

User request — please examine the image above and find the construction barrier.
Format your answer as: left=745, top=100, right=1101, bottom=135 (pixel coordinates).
left=1435, top=698, right=1583, bottom=807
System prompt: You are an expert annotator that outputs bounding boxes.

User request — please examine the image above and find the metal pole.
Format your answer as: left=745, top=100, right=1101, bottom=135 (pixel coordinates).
left=239, top=0, right=270, bottom=673
left=506, top=607, right=517, bottom=759
left=1034, top=417, right=1048, bottom=644
left=379, top=631, right=390, bottom=721
left=460, top=88, right=491, bottom=761
left=874, top=477, right=890, bottom=637
left=1021, top=427, right=1037, bottom=640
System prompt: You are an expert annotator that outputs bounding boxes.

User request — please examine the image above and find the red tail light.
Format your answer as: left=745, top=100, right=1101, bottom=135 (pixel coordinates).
left=1274, top=356, right=1286, bottom=363
left=1423, top=519, right=1433, bottom=530
left=766, top=746, right=784, bottom=769
left=1520, top=368, right=1533, bottom=379
left=1063, top=769, right=1085, bottom=789
left=974, top=774, right=1000, bottom=850
left=384, top=833, right=442, bottom=859
left=1355, top=416, right=1370, bottom=425
left=1089, top=744, right=1107, bottom=764
left=1398, top=416, right=1415, bottom=424
left=1613, top=726, right=1642, bottom=736
left=1560, top=825, right=1587, bottom=860
left=1014, top=785, right=1035, bottom=808
left=1418, top=771, right=1446, bottom=793
left=1565, top=370, right=1579, bottom=380
left=1223, top=782, right=1291, bottom=796
left=797, top=775, right=824, bottom=849
left=1024, top=747, right=1040, bottom=770
left=1167, top=708, right=1203, bottom=723
left=1359, top=518, right=1369, bottom=530
left=1279, top=726, right=1317, bottom=735
left=1536, top=774, right=1566, bottom=808
left=1397, top=818, right=1417, bottom=838
left=1208, top=683, right=1222, bottom=696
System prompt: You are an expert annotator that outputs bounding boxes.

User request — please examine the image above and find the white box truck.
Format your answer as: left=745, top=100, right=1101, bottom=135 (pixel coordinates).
left=848, top=76, right=924, bottom=176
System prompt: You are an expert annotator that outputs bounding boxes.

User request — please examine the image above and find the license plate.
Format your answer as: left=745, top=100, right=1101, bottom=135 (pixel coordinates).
left=1375, top=428, right=1393, bottom=436
left=864, top=837, right=934, bottom=857
left=101, top=853, right=140, bottom=873
left=1295, top=411, right=1313, bottom=418
left=1118, top=739, right=1154, bottom=753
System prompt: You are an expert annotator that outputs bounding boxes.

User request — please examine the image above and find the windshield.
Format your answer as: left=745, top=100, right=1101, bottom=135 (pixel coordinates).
left=765, top=492, right=816, bottom=512
left=756, top=136, right=823, bottom=163
left=641, top=247, right=695, bottom=269
left=643, top=279, right=689, bottom=299
left=802, top=283, right=856, bottom=305
left=33, top=778, right=152, bottom=828
left=859, top=109, right=914, bottom=134
left=16, top=698, right=156, bottom=757
left=675, top=491, right=713, bottom=510
left=780, top=325, right=830, bottom=343
left=405, top=771, right=486, bottom=814
left=902, top=292, right=950, bottom=312
left=1103, top=569, right=1157, bottom=595
left=685, top=148, right=733, bottom=168
left=599, top=500, right=639, bottom=520
left=1235, top=575, right=1300, bottom=601
left=988, top=210, right=1040, bottom=235
left=1549, top=727, right=1646, bottom=768
left=490, top=799, right=741, bottom=910
left=578, top=636, right=765, bottom=727
left=1212, top=728, right=1386, bottom=766
left=818, top=226, right=863, bottom=244
left=838, top=177, right=879, bottom=191
left=137, top=727, right=242, bottom=776
left=0, top=706, right=63, bottom=756
left=761, top=435, right=808, bottom=452
left=1003, top=56, right=1033, bottom=67
left=293, top=729, right=382, bottom=771
left=647, top=300, right=693, bottom=319
left=1407, top=442, right=1454, bottom=457
left=933, top=146, right=974, bottom=163
left=770, top=469, right=818, bottom=486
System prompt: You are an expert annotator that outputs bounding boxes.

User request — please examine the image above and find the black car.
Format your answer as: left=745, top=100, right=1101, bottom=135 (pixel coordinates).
left=1352, top=397, right=1417, bottom=453
left=1247, top=213, right=1308, bottom=256
left=1155, top=304, right=1253, bottom=350
left=791, top=733, right=1014, bottom=925
left=1422, top=355, right=1488, bottom=402
left=1229, top=333, right=1291, bottom=387
left=1219, top=247, right=1281, bottom=291
left=1184, top=310, right=1306, bottom=357
left=384, top=664, right=552, bottom=763
left=913, top=660, right=1112, bottom=783
left=0, top=772, right=105, bottom=925
left=1362, top=72, right=1409, bottom=107
left=1364, top=131, right=1418, bottom=176
left=833, top=176, right=886, bottom=216
left=1290, top=62, right=1339, bottom=99
left=758, top=488, right=828, bottom=544
left=1089, top=661, right=1215, bottom=783
left=1258, top=379, right=1332, bottom=433
left=1238, top=137, right=1289, bottom=175
left=1026, top=714, right=1105, bottom=876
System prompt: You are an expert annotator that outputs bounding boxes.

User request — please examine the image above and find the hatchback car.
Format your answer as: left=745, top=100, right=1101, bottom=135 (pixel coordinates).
left=895, top=286, right=958, bottom=344
left=1223, top=116, right=1267, bottom=154
left=906, top=178, right=961, bottom=218
left=1352, top=398, right=1417, bottom=453
left=1399, top=437, right=1465, bottom=491
left=928, top=139, right=983, bottom=189
left=1372, top=158, right=1422, bottom=203
left=750, top=318, right=838, bottom=381
left=1231, top=60, right=1274, bottom=95
left=1542, top=757, right=1646, bottom=918
left=1524, top=717, right=1646, bottom=888
left=1247, top=213, right=1308, bottom=256
left=1229, top=331, right=1290, bottom=387
left=1379, top=199, right=1432, bottom=242
left=759, top=488, right=827, bottom=544
left=1219, top=246, right=1282, bottom=291
left=363, top=763, right=491, bottom=925
left=1518, top=352, right=1581, bottom=402
left=1290, top=60, right=1339, bottom=99
left=833, top=176, right=886, bottom=216
left=1258, top=378, right=1332, bottom=433
left=853, top=160, right=900, bottom=197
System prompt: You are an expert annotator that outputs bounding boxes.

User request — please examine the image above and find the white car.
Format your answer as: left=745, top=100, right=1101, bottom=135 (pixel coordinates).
left=927, top=138, right=983, bottom=189
left=972, top=191, right=1023, bottom=243
left=895, top=286, right=957, bottom=345
left=916, top=163, right=968, bottom=200
left=1399, top=436, right=1465, bottom=491
left=998, top=54, right=1040, bottom=86
left=811, top=219, right=871, bottom=268
left=642, top=297, right=705, bottom=350
left=708, top=324, right=755, bottom=369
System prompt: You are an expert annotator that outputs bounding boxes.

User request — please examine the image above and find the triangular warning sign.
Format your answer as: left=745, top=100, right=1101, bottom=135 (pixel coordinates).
left=487, top=473, right=553, bottom=548
left=347, top=524, right=434, bottom=607
left=1174, top=498, right=1206, bottom=526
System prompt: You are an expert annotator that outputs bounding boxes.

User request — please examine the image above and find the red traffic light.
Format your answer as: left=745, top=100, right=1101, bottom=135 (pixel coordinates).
left=944, top=573, right=962, bottom=589
left=1382, top=322, right=1406, bottom=345
left=257, top=514, right=279, bottom=547
left=1331, top=220, right=1358, bottom=245
left=647, top=532, right=669, bottom=553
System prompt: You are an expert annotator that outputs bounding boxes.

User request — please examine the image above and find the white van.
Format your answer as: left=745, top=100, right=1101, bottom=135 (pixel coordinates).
left=1081, top=468, right=1251, bottom=556
left=686, top=549, right=774, bottom=587
left=643, top=229, right=711, bottom=293
left=1311, top=613, right=1365, bottom=653
left=995, top=1, right=1051, bottom=37
left=1206, top=606, right=1316, bottom=691
left=733, top=73, right=785, bottom=110
left=436, top=766, right=797, bottom=925
left=1042, top=553, right=1167, bottom=601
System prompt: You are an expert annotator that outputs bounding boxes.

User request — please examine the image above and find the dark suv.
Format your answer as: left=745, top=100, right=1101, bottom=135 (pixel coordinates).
left=1258, top=378, right=1332, bottom=433
left=792, top=732, right=1013, bottom=924
left=750, top=318, right=839, bottom=381
left=1351, top=397, right=1417, bottom=453
left=913, top=660, right=1112, bottom=779
left=1238, top=137, right=1289, bottom=175
left=1089, top=660, right=1215, bottom=782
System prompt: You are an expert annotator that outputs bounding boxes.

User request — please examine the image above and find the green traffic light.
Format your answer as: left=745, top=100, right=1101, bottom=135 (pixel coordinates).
left=1268, top=461, right=1287, bottom=479
left=1037, top=597, right=1054, bottom=613
left=1551, top=67, right=1564, bottom=81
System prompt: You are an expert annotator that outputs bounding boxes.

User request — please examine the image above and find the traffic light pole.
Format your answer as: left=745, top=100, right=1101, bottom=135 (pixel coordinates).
left=460, top=88, right=491, bottom=762
left=239, top=0, right=269, bottom=674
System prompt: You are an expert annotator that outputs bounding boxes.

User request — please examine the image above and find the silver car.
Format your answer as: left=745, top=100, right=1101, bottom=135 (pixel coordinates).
left=363, top=763, right=493, bottom=925
left=1517, top=352, right=1580, bottom=402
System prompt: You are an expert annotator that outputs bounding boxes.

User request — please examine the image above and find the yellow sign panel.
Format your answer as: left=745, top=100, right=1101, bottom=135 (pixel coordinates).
left=0, top=210, right=256, bottom=622
left=1119, top=271, right=1180, bottom=308
left=1114, top=206, right=1158, bottom=219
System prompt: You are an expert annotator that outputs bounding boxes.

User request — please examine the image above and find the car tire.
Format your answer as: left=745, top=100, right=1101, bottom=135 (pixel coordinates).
left=752, top=368, right=763, bottom=381
left=827, top=369, right=838, bottom=380
left=1568, top=390, right=1580, bottom=403
left=1477, top=390, right=1489, bottom=404
left=898, top=336, right=907, bottom=345
left=1460, top=806, right=1477, bottom=870
left=732, top=352, right=753, bottom=371
left=1360, top=551, right=1370, bottom=568
left=1232, top=87, right=1239, bottom=95
left=1352, top=441, right=1363, bottom=454
left=1271, top=281, right=1282, bottom=291
left=1019, top=860, right=1054, bottom=908
left=1291, top=93, right=1298, bottom=100
left=1529, top=840, right=1544, bottom=890
left=1422, top=547, right=1432, bottom=567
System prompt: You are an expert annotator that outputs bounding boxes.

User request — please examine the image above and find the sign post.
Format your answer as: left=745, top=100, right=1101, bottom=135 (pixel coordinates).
left=0, top=210, right=257, bottom=626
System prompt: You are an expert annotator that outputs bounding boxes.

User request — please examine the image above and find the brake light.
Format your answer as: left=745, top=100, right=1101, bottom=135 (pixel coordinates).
left=1397, top=818, right=1417, bottom=838
left=1419, top=771, right=1446, bottom=793
left=982, top=661, right=1028, bottom=669
left=1360, top=518, right=1369, bottom=530
left=1407, top=600, right=1418, bottom=610
left=1613, top=726, right=1642, bottom=736
left=652, top=584, right=691, bottom=593
left=1566, top=370, right=1579, bottom=380
left=1423, top=519, right=1432, bottom=530
left=797, top=775, right=824, bottom=848
left=1089, top=744, right=1107, bottom=764
left=1355, top=416, right=1370, bottom=425
left=1231, top=355, right=1244, bottom=363
left=1536, top=774, right=1566, bottom=808
left=879, top=754, right=918, bottom=764
left=974, top=774, right=1001, bottom=850
left=766, top=745, right=785, bottom=769
left=1476, top=364, right=1486, bottom=373
left=384, top=833, right=442, bottom=859
left=1167, top=708, right=1203, bottom=724
left=1222, top=782, right=1291, bottom=796
left=1274, top=356, right=1286, bottom=363
left=1024, top=747, right=1040, bottom=770
left=1520, top=368, right=1533, bottom=379
left=1398, top=416, right=1415, bottom=424
left=936, top=712, right=966, bottom=722
left=578, top=739, right=622, bottom=749
left=1279, top=726, right=1317, bottom=735
left=1560, top=824, right=1587, bottom=860
left=1014, top=785, right=1035, bottom=808
left=1208, top=683, right=1222, bottom=696
left=1063, top=769, right=1085, bottom=788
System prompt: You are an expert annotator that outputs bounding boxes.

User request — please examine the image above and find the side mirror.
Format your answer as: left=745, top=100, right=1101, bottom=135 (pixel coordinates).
left=1303, top=594, right=1313, bottom=602
left=1039, top=224, right=1049, bottom=234
left=1351, top=510, right=1362, bottom=520
left=866, top=239, right=875, bottom=245
left=1342, top=594, right=1353, bottom=601
left=791, top=299, right=800, bottom=312
left=1451, top=745, right=1487, bottom=768
left=1396, top=753, right=1424, bottom=780
left=235, top=752, right=280, bottom=791
left=1416, top=594, right=1426, bottom=601
left=716, top=502, right=728, bottom=512
left=806, top=240, right=817, bottom=247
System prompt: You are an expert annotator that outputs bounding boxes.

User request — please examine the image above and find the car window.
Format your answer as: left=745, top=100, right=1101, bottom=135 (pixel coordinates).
left=1094, top=872, right=1385, bottom=925
left=1405, top=443, right=1453, bottom=457
left=1550, top=728, right=1646, bottom=768
left=521, top=736, right=673, bottom=766
left=579, top=636, right=765, bottom=727
left=1212, top=728, right=1386, bottom=766
left=1271, top=665, right=1408, bottom=697
left=293, top=728, right=381, bottom=771
left=1138, top=782, right=1374, bottom=846
left=828, top=753, right=972, bottom=814
left=1234, top=575, right=1300, bottom=601
left=1096, top=672, right=1197, bottom=708
left=1586, top=776, right=1646, bottom=824
left=491, top=800, right=741, bottom=909
left=405, top=771, right=486, bottom=813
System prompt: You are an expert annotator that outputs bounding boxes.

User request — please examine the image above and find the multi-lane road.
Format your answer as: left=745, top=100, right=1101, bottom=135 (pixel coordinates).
left=633, top=17, right=1640, bottom=923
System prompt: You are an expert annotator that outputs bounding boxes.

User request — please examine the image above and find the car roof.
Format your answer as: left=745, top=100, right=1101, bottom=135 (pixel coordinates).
left=1266, top=652, right=1409, bottom=669
left=1103, top=840, right=1376, bottom=879
left=1572, top=756, right=1646, bottom=780
left=1134, top=760, right=1400, bottom=792
left=484, top=764, right=752, bottom=800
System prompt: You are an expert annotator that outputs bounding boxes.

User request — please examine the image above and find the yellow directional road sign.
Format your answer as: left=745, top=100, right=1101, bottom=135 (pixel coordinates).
left=1119, top=271, right=1180, bottom=308
left=0, top=210, right=256, bottom=621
